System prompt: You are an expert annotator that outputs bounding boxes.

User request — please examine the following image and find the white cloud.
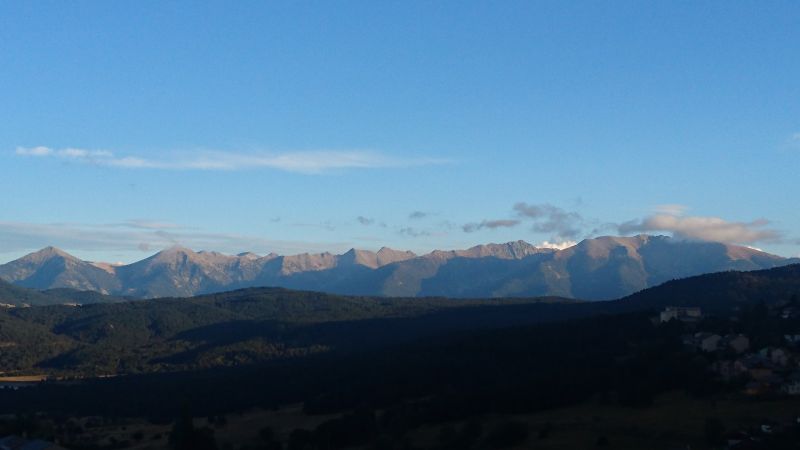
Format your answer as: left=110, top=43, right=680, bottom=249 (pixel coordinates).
left=14, top=146, right=449, bottom=174
left=15, top=146, right=53, bottom=156
left=59, top=148, right=89, bottom=158
left=538, top=240, right=577, bottom=250
left=618, top=213, right=780, bottom=244
left=653, top=204, right=688, bottom=216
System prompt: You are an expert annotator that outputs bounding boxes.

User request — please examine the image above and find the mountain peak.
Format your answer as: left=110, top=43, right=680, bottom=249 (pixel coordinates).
left=374, top=247, right=416, bottom=266
left=338, top=248, right=378, bottom=268
left=161, top=244, right=194, bottom=254
left=0, top=246, right=119, bottom=293
left=458, top=240, right=545, bottom=259
left=377, top=246, right=415, bottom=255
left=23, top=246, right=79, bottom=262
left=138, top=245, right=200, bottom=266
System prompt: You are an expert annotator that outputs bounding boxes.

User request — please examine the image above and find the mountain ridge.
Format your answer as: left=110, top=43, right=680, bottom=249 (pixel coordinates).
left=1, top=235, right=797, bottom=300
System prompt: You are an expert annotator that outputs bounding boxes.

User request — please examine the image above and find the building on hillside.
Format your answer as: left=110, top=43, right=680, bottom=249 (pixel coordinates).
left=781, top=372, right=800, bottom=395
left=0, top=435, right=66, bottom=450
left=785, top=334, right=800, bottom=346
left=758, top=347, right=790, bottom=366
left=723, top=334, right=750, bottom=354
left=712, top=359, right=753, bottom=381
left=781, top=306, right=800, bottom=320
left=659, top=306, right=702, bottom=323
left=694, top=333, right=722, bottom=352
left=734, top=355, right=777, bottom=379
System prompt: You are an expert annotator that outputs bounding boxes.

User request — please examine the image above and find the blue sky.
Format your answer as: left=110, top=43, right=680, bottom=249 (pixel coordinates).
left=1, top=1, right=799, bottom=263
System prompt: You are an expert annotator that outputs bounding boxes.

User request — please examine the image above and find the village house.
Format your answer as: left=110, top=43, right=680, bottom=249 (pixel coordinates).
left=781, top=372, right=800, bottom=395
left=781, top=306, right=800, bottom=320
left=758, top=347, right=790, bottom=366
left=722, top=334, right=750, bottom=354
left=659, top=306, right=702, bottom=323
left=785, top=334, right=800, bottom=346
left=683, top=332, right=725, bottom=352
left=694, top=332, right=722, bottom=352
left=734, top=355, right=776, bottom=380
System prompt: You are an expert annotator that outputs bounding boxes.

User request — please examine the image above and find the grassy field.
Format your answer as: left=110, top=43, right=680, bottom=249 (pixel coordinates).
left=64, top=404, right=342, bottom=450
left=47, top=391, right=799, bottom=449
left=408, top=391, right=800, bottom=449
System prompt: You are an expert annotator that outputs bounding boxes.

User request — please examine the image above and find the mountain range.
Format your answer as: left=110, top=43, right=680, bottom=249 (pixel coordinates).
left=1, top=235, right=797, bottom=301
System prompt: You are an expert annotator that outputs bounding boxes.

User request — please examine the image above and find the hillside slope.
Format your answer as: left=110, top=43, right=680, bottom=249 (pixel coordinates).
left=2, top=263, right=799, bottom=376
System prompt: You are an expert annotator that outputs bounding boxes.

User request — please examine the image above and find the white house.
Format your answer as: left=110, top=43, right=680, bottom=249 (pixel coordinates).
left=699, top=333, right=722, bottom=352
left=725, top=334, right=750, bottom=354
left=660, top=306, right=702, bottom=323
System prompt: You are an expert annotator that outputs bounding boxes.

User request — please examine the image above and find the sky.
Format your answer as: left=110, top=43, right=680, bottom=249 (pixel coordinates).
left=1, top=1, right=799, bottom=264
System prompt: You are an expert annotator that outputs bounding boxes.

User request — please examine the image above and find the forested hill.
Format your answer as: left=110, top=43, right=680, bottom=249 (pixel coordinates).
left=619, top=263, right=800, bottom=313
left=0, top=279, right=127, bottom=307
left=0, top=288, right=578, bottom=375
left=0, top=279, right=64, bottom=306
left=0, top=265, right=799, bottom=377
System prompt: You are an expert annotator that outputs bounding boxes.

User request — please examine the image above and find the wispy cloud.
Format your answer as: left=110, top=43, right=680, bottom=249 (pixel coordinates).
left=0, top=220, right=350, bottom=259
left=618, top=212, right=781, bottom=244
left=109, top=220, right=188, bottom=230
left=653, top=204, right=689, bottom=216
left=409, top=211, right=428, bottom=220
left=16, top=146, right=54, bottom=156
left=14, top=146, right=449, bottom=174
left=356, top=216, right=375, bottom=226
left=462, top=219, right=521, bottom=233
left=398, top=227, right=432, bottom=238
left=290, top=221, right=336, bottom=232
